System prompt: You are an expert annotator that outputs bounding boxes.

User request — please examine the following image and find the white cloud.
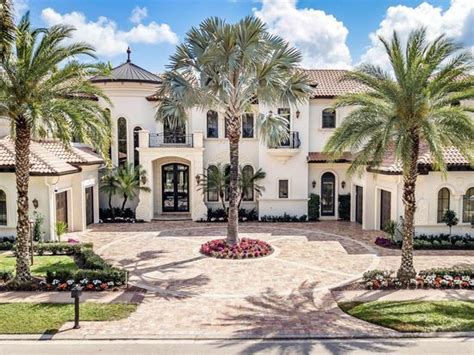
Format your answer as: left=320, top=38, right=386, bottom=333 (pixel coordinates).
left=129, top=6, right=147, bottom=24
left=13, top=0, right=29, bottom=18
left=360, top=0, right=474, bottom=70
left=254, top=0, right=351, bottom=69
left=41, top=8, right=178, bottom=57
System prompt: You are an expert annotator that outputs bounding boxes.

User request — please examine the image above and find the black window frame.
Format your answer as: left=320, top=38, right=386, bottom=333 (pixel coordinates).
left=117, top=117, right=128, bottom=165
left=206, top=165, right=219, bottom=202
left=278, top=179, right=289, bottom=199
left=463, top=187, right=474, bottom=223
left=242, top=165, right=254, bottom=201
left=0, top=190, right=6, bottom=226
left=322, top=108, right=336, bottom=129
left=206, top=110, right=219, bottom=138
left=437, top=187, right=450, bottom=223
left=242, top=113, right=254, bottom=138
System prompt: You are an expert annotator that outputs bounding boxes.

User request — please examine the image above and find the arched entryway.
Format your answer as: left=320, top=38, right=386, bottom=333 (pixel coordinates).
left=162, top=163, right=189, bottom=212
left=321, top=172, right=336, bottom=217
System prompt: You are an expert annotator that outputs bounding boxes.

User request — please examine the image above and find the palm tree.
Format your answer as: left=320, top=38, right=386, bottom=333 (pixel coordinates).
left=197, top=163, right=228, bottom=212
left=0, top=13, right=111, bottom=282
left=100, top=167, right=118, bottom=214
left=324, top=27, right=474, bottom=281
left=115, top=163, right=151, bottom=214
left=238, top=166, right=266, bottom=208
left=156, top=16, right=312, bottom=244
left=0, top=0, right=15, bottom=62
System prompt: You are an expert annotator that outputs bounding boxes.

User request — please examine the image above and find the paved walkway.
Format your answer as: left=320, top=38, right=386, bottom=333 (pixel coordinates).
left=333, top=289, right=474, bottom=303
left=0, top=291, right=143, bottom=304
left=34, top=221, right=472, bottom=340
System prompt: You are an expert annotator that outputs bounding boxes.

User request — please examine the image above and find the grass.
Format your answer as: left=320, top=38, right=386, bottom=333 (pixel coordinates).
left=0, top=254, right=78, bottom=276
left=0, top=303, right=137, bottom=334
left=339, top=300, right=474, bottom=332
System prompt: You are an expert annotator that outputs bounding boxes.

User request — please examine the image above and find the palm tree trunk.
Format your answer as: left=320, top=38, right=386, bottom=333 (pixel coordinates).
left=227, top=117, right=241, bottom=245
left=397, top=133, right=419, bottom=282
left=121, top=195, right=128, bottom=214
left=15, top=116, right=32, bottom=282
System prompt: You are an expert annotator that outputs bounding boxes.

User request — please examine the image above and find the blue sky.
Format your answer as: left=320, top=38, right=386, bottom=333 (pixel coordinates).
left=21, top=0, right=473, bottom=72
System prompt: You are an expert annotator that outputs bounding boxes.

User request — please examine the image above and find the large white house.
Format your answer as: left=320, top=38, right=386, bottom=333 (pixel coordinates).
left=0, top=51, right=472, bottom=239
left=91, top=52, right=473, bottom=235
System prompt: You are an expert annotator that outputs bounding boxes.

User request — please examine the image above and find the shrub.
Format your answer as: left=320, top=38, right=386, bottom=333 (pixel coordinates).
left=205, top=208, right=258, bottom=222
left=32, top=211, right=44, bottom=242
left=375, top=234, right=473, bottom=250
left=0, top=270, right=13, bottom=282
left=34, top=242, right=94, bottom=256
left=308, top=194, right=320, bottom=221
left=338, top=194, right=350, bottom=221
left=442, top=209, right=459, bottom=235
left=0, top=236, right=15, bottom=251
left=260, top=213, right=306, bottom=222
left=75, top=247, right=109, bottom=270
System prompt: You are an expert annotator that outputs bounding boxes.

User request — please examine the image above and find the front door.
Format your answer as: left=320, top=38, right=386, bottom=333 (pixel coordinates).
left=162, top=163, right=189, bottom=212
left=321, top=172, right=336, bottom=216
left=56, top=191, right=68, bottom=226
left=380, top=190, right=391, bottom=230
left=355, top=185, right=363, bottom=224
left=85, top=186, right=94, bottom=226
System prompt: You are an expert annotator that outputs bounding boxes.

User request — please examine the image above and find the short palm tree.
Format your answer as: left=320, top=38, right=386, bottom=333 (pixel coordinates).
left=156, top=16, right=312, bottom=244
left=115, top=164, right=151, bottom=214
left=324, top=27, right=474, bottom=281
left=100, top=167, right=119, bottom=213
left=0, top=13, right=111, bottom=282
left=238, top=166, right=266, bottom=208
left=197, top=163, right=228, bottom=212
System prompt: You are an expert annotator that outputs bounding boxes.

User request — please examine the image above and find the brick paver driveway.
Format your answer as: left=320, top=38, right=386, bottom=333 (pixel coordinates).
left=58, top=221, right=474, bottom=339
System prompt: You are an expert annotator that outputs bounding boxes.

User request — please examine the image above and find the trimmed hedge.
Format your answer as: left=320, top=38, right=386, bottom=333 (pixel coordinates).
left=338, top=194, right=351, bottom=221
left=0, top=271, right=13, bottom=282
left=34, top=242, right=94, bottom=255
left=375, top=234, right=474, bottom=250
left=308, top=194, right=320, bottom=221
left=260, top=213, right=307, bottom=222
left=204, top=208, right=259, bottom=222
left=0, top=236, right=15, bottom=251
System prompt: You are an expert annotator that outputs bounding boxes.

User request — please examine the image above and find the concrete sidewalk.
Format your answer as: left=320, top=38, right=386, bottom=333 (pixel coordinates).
left=0, top=290, right=144, bottom=304
left=333, top=289, right=474, bottom=303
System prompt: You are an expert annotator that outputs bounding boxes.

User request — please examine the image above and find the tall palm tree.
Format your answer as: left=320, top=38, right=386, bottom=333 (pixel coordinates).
left=115, top=163, right=151, bottom=214
left=238, top=166, right=266, bottom=208
left=0, top=0, right=15, bottom=62
left=156, top=16, right=312, bottom=244
left=324, top=28, right=474, bottom=281
left=0, top=13, right=111, bottom=282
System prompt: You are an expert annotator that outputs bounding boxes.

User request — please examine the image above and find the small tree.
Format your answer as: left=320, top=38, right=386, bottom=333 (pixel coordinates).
left=55, top=221, right=68, bottom=242
left=100, top=167, right=118, bottom=215
left=238, top=167, right=266, bottom=208
left=115, top=164, right=151, bottom=214
left=308, top=194, right=320, bottom=221
left=442, top=209, right=458, bottom=235
left=383, top=220, right=397, bottom=242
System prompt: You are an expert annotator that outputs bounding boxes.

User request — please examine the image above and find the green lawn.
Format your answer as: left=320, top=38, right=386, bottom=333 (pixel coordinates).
left=0, top=303, right=137, bottom=334
left=340, top=300, right=474, bottom=332
left=0, top=254, right=78, bottom=276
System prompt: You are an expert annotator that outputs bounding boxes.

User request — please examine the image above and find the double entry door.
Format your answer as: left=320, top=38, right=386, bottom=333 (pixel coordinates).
left=162, top=163, right=189, bottom=212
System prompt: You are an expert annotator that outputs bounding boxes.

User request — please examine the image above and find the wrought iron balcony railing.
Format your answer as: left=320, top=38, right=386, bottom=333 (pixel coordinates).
left=149, top=133, right=194, bottom=147
left=269, top=131, right=301, bottom=149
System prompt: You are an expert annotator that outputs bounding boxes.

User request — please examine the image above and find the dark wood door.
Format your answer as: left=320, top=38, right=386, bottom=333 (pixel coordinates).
left=321, top=172, right=336, bottom=216
left=380, top=190, right=391, bottom=230
left=162, top=164, right=189, bottom=212
left=56, top=191, right=68, bottom=225
left=85, top=186, right=94, bottom=226
left=355, top=185, right=363, bottom=224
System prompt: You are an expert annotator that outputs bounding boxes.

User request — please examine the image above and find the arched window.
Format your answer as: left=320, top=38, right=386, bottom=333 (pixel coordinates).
left=0, top=190, right=6, bottom=225
left=463, top=187, right=474, bottom=223
left=242, top=113, right=254, bottom=138
left=321, top=172, right=336, bottom=216
left=437, top=188, right=450, bottom=223
left=207, top=165, right=219, bottom=202
left=105, top=109, right=112, bottom=160
left=133, top=126, right=142, bottom=166
left=322, top=108, right=336, bottom=129
left=242, top=165, right=254, bottom=201
left=207, top=110, right=218, bottom=138
left=117, top=117, right=127, bottom=165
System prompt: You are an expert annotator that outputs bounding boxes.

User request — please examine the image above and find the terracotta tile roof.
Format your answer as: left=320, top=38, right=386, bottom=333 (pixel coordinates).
left=369, top=143, right=472, bottom=174
left=0, top=138, right=103, bottom=176
left=302, top=69, right=367, bottom=98
left=307, top=152, right=354, bottom=163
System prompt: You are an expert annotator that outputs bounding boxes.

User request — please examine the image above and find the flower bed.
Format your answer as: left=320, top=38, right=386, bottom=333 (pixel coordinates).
left=363, top=267, right=474, bottom=290
left=200, top=238, right=273, bottom=259
left=375, top=234, right=474, bottom=250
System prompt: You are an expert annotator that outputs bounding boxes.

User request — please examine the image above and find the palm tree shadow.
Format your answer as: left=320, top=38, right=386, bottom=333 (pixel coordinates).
left=149, top=273, right=211, bottom=300
left=216, top=281, right=411, bottom=355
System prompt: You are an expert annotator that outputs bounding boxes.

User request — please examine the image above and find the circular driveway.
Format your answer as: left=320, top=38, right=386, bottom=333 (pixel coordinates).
left=95, top=225, right=378, bottom=298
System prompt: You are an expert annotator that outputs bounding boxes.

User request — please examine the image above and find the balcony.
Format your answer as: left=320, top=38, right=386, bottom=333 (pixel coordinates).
left=149, top=133, right=194, bottom=148
left=267, top=131, right=301, bottom=162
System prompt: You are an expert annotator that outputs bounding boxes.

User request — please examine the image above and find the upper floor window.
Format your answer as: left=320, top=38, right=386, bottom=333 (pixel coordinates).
left=463, top=187, right=474, bottom=223
left=117, top=117, right=127, bottom=165
left=0, top=190, right=6, bottom=225
left=242, top=113, right=254, bottom=138
left=207, top=165, right=219, bottom=202
left=207, top=110, right=218, bottom=138
left=133, top=126, right=142, bottom=167
left=437, top=187, right=450, bottom=223
left=242, top=165, right=254, bottom=201
left=322, top=108, right=336, bottom=129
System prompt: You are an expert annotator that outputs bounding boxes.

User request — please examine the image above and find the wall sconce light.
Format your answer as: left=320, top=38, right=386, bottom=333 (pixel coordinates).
left=195, top=175, right=201, bottom=185
left=312, top=180, right=316, bottom=189
left=32, top=198, right=39, bottom=209
left=341, top=181, right=346, bottom=189
left=296, top=109, right=301, bottom=119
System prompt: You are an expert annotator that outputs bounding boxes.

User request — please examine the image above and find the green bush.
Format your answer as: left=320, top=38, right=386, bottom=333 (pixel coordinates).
left=0, top=270, right=13, bottom=282
left=260, top=213, right=307, bottom=222
left=308, top=194, right=320, bottom=221
left=338, top=194, right=351, bottom=221
left=0, top=236, right=15, bottom=251
left=34, top=242, right=94, bottom=256
left=46, top=268, right=127, bottom=285
left=76, top=247, right=108, bottom=270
